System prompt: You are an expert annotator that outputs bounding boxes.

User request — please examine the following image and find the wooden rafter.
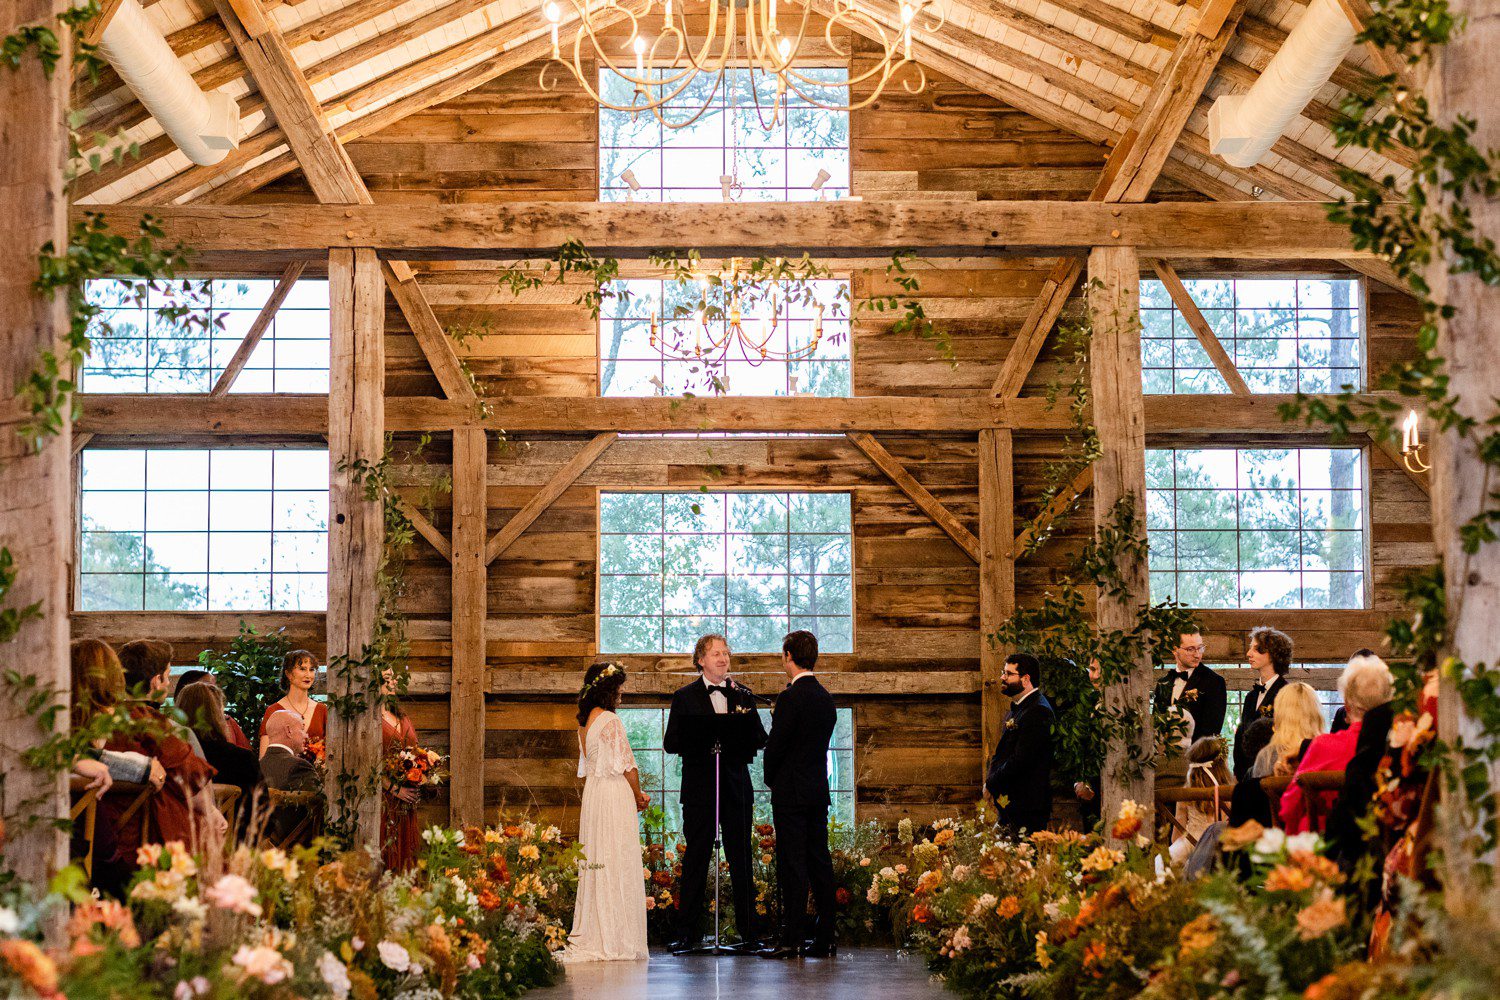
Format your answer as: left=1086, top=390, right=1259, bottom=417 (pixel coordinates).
left=213, top=0, right=475, bottom=401
left=395, top=494, right=453, bottom=562
left=1150, top=260, right=1251, bottom=395
left=847, top=432, right=981, bottom=563
left=1011, top=464, right=1095, bottom=559
left=81, top=0, right=124, bottom=47
left=978, top=428, right=1016, bottom=760
left=485, top=433, right=617, bottom=564
left=449, top=427, right=487, bottom=825
left=210, top=260, right=306, bottom=396
left=990, top=1, right=1246, bottom=399
left=1330, top=0, right=1414, bottom=90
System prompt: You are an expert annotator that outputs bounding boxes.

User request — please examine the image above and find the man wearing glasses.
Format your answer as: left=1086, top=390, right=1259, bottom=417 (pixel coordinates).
left=1154, top=631, right=1228, bottom=740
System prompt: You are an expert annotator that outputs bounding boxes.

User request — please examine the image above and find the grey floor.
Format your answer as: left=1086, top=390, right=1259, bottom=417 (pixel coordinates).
left=530, top=947, right=948, bottom=1000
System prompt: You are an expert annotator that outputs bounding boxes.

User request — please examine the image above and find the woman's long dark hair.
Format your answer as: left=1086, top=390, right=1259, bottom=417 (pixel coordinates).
left=576, top=662, right=627, bottom=726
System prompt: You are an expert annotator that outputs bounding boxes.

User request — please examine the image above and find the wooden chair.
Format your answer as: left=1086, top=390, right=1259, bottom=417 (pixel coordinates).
left=1292, top=769, right=1346, bottom=832
left=213, top=784, right=242, bottom=850
left=263, top=788, right=323, bottom=850
left=1154, top=782, right=1236, bottom=841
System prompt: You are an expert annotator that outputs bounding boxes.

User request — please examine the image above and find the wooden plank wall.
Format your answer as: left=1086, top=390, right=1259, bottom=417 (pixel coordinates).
left=70, top=55, right=1434, bottom=832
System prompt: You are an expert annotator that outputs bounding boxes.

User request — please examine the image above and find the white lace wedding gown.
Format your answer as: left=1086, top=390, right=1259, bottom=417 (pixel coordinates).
left=561, top=711, right=649, bottom=963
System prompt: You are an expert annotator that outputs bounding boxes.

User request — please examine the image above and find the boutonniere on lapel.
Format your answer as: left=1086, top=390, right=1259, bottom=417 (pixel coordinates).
left=1258, top=704, right=1275, bottom=718
left=1180, top=688, right=1199, bottom=704
left=732, top=703, right=755, bottom=715
left=1004, top=718, right=1018, bottom=733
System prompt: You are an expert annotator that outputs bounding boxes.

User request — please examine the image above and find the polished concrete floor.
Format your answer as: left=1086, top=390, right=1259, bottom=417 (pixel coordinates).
left=531, top=948, right=948, bottom=1000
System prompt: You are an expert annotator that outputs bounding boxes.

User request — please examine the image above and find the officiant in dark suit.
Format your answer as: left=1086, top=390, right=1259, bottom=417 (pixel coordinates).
left=663, top=634, right=768, bottom=952
left=760, top=630, right=838, bottom=959
left=983, top=653, right=1054, bottom=833
left=1153, top=630, right=1228, bottom=738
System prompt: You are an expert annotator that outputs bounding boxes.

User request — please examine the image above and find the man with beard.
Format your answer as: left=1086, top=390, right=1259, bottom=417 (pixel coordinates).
left=983, top=653, right=1055, bottom=833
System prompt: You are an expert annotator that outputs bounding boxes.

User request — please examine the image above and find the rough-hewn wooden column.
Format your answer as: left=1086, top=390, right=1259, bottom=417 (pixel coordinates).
left=450, top=427, right=487, bottom=826
left=978, top=429, right=1016, bottom=763
left=1427, top=0, right=1500, bottom=874
left=326, top=247, right=385, bottom=850
left=0, top=0, right=71, bottom=889
left=1088, top=245, right=1154, bottom=828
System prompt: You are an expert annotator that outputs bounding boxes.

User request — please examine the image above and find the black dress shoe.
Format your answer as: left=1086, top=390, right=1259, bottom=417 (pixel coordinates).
left=759, top=945, right=800, bottom=959
left=801, top=941, right=837, bottom=958
left=668, top=938, right=699, bottom=955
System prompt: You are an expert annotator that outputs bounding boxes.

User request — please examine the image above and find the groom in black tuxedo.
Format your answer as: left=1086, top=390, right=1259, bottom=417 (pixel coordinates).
left=983, top=653, right=1054, bottom=833
left=663, top=634, right=768, bottom=952
left=1153, top=630, right=1228, bottom=739
left=760, top=630, right=838, bottom=959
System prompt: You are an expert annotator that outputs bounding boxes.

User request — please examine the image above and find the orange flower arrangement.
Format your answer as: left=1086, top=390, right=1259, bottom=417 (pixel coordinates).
left=0, top=940, right=59, bottom=997
left=996, top=896, right=1021, bottom=919
left=1081, top=940, right=1107, bottom=978
left=912, top=902, right=933, bottom=924
left=382, top=742, right=448, bottom=807
left=1264, top=864, right=1316, bottom=893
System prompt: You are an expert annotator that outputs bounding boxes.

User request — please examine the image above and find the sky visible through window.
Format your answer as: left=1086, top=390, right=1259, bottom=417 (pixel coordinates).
left=599, top=67, right=850, bottom=202
left=1141, top=277, right=1361, bottom=394
left=78, top=448, right=329, bottom=612
left=1147, top=448, right=1366, bottom=610
left=599, top=491, right=854, bottom=655
left=80, top=278, right=330, bottom=393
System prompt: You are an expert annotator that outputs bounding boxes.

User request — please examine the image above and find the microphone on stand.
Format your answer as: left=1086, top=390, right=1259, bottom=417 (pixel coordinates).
left=727, top=677, right=775, bottom=704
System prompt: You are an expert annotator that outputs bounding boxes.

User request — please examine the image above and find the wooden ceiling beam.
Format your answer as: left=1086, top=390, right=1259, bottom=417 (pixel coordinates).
left=1011, top=464, right=1094, bottom=558
left=1151, top=259, right=1252, bottom=394
left=215, top=0, right=475, bottom=399
left=210, top=259, right=306, bottom=395
left=77, top=199, right=1374, bottom=259
left=395, top=494, right=454, bottom=561
left=485, top=433, right=617, bottom=564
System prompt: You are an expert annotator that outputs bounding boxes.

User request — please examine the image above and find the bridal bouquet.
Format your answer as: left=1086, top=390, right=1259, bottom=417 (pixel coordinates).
left=383, top=744, right=449, bottom=801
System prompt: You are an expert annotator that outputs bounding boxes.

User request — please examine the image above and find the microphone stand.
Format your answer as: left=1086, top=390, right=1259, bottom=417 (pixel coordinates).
left=681, top=737, right=738, bottom=956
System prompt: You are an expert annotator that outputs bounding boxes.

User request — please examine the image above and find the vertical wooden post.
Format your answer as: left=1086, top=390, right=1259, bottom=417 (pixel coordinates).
left=450, top=427, right=488, bottom=826
left=326, top=247, right=385, bottom=851
left=1427, top=0, right=1500, bottom=879
left=978, top=429, right=1016, bottom=764
left=0, top=0, right=71, bottom=889
left=1088, top=245, right=1155, bottom=829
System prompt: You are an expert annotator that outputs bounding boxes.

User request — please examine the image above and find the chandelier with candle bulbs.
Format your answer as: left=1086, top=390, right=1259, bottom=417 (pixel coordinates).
left=537, top=0, right=942, bottom=128
left=649, top=258, right=838, bottom=366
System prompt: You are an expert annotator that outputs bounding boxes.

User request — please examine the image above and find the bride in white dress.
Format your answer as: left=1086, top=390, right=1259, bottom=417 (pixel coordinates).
left=561, top=662, right=651, bottom=963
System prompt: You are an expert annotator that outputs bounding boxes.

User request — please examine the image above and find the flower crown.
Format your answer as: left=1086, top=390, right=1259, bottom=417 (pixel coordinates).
left=581, top=662, right=627, bottom=699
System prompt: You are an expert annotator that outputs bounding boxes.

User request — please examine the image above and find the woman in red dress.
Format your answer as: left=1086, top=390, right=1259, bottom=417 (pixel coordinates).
left=71, top=639, right=221, bottom=897
left=380, top=668, right=421, bottom=873
left=258, top=649, right=327, bottom=758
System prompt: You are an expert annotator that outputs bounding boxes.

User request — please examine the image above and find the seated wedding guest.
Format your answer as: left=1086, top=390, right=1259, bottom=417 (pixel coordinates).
left=1326, top=663, right=1398, bottom=868
left=120, top=639, right=208, bottom=761
left=260, top=711, right=321, bottom=845
left=258, top=650, right=326, bottom=759
left=983, top=653, right=1054, bottom=833
left=71, top=639, right=222, bottom=898
left=1232, top=627, right=1293, bottom=779
left=1170, top=737, right=1233, bottom=865
left=1280, top=653, right=1393, bottom=834
left=1252, top=682, right=1326, bottom=779
left=174, top=669, right=251, bottom=749
left=1226, top=716, right=1277, bottom=828
left=176, top=681, right=260, bottom=818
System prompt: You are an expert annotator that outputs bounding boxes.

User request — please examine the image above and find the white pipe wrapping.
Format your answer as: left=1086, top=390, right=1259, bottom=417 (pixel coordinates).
left=95, top=0, right=239, bottom=165
left=1207, top=0, right=1356, bottom=168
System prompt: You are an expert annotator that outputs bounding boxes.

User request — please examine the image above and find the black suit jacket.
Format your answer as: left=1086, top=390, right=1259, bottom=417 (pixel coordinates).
left=1153, top=665, right=1228, bottom=739
left=261, top=746, right=319, bottom=792
left=663, top=677, right=769, bottom=808
left=984, top=690, right=1054, bottom=825
left=763, top=675, right=837, bottom=810
left=1326, top=700, right=1394, bottom=864
left=1233, top=675, right=1288, bottom=779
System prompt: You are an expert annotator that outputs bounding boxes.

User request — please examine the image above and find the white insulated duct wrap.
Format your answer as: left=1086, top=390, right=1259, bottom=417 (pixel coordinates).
left=1207, top=0, right=1356, bottom=169
left=95, top=0, right=239, bottom=165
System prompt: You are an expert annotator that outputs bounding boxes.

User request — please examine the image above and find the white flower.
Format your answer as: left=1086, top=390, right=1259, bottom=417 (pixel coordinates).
left=1252, top=826, right=1287, bottom=859
left=865, top=885, right=880, bottom=904
left=1285, top=832, right=1322, bottom=856
left=206, top=874, right=263, bottom=917
left=172, top=896, right=208, bottom=921
left=951, top=865, right=971, bottom=882
left=172, top=977, right=209, bottom=1000
left=378, top=940, right=412, bottom=972
left=318, top=952, right=351, bottom=1000
left=974, top=893, right=998, bottom=913
left=351, top=936, right=365, bottom=952
left=231, top=945, right=292, bottom=985
left=0, top=907, right=19, bottom=935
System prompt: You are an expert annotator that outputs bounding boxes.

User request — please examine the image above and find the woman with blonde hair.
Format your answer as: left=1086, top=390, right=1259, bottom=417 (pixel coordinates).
left=1252, top=682, right=1326, bottom=779
left=1281, top=653, right=1395, bottom=833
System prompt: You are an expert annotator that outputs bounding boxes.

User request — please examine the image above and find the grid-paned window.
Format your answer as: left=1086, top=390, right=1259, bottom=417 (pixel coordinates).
left=599, top=278, right=851, bottom=397
left=1147, top=448, right=1366, bottom=609
left=599, top=491, right=854, bottom=654
left=620, top=706, right=855, bottom=833
left=80, top=278, right=330, bottom=393
left=78, top=448, right=328, bottom=611
left=1220, top=666, right=1347, bottom=732
left=1141, top=277, right=1361, bottom=394
left=599, top=68, right=850, bottom=202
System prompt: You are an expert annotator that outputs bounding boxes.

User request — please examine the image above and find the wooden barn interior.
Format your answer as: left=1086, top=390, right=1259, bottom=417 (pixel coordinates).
left=43, top=0, right=1433, bottom=834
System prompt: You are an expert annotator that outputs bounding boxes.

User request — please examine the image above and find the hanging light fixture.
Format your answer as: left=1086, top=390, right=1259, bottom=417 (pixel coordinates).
left=1401, top=410, right=1431, bottom=474
left=539, top=0, right=943, bottom=129
left=648, top=257, right=828, bottom=365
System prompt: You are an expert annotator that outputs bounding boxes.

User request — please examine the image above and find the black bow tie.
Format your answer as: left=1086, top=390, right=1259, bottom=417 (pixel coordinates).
left=706, top=684, right=728, bottom=694
left=1176, top=669, right=1193, bottom=678
left=1251, top=682, right=1265, bottom=694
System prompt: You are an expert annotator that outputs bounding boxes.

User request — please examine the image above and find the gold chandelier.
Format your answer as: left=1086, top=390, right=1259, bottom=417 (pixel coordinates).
left=538, top=0, right=943, bottom=129
left=649, top=258, right=830, bottom=364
